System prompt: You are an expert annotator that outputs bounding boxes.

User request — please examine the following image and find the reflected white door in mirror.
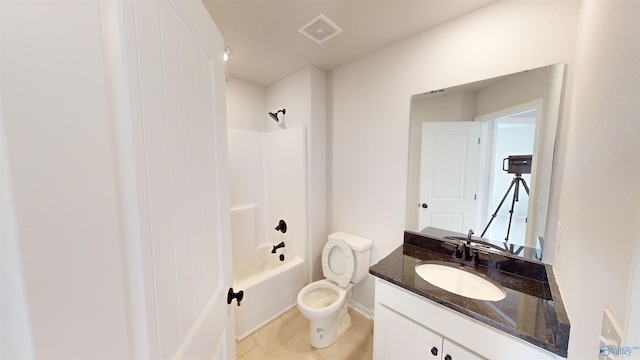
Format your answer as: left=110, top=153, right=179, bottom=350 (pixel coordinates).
left=419, top=122, right=481, bottom=232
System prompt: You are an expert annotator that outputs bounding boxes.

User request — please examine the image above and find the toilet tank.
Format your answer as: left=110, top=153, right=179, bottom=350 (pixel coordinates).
left=328, top=232, right=373, bottom=284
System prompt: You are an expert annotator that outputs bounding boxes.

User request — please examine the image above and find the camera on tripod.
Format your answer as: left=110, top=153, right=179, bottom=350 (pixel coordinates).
left=503, top=155, right=532, bottom=176
left=481, top=154, right=533, bottom=241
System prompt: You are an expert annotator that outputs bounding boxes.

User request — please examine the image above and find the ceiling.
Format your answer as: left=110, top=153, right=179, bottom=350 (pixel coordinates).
left=203, top=0, right=496, bottom=86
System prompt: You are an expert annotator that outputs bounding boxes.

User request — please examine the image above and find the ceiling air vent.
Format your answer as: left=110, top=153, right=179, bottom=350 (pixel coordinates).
left=298, top=14, right=343, bottom=44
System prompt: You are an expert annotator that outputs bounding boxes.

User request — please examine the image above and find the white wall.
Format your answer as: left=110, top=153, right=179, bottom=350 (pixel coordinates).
left=625, top=221, right=640, bottom=348
left=267, top=67, right=328, bottom=282
left=308, top=68, right=328, bottom=282
left=329, top=0, right=579, bottom=315
left=267, top=69, right=311, bottom=131
left=1, top=111, right=35, bottom=359
left=552, top=0, right=640, bottom=358
left=227, top=77, right=267, bottom=132
left=475, top=69, right=553, bottom=116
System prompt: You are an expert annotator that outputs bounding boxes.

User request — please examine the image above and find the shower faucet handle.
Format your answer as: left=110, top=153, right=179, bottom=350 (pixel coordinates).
left=275, top=219, right=287, bottom=233
left=227, top=287, right=244, bottom=306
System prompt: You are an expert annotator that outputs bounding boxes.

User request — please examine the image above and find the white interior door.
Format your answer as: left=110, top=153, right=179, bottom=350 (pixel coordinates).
left=2, top=0, right=232, bottom=357
left=112, top=1, right=234, bottom=358
left=419, top=122, right=481, bottom=233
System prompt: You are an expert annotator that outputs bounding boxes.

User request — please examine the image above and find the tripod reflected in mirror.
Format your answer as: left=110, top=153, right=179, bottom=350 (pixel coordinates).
left=481, top=155, right=532, bottom=242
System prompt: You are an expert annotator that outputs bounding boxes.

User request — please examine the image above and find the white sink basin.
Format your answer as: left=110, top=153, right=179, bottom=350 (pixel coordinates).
left=415, top=263, right=506, bottom=301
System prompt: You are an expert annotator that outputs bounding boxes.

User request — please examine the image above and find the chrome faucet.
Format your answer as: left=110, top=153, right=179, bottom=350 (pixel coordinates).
left=467, top=229, right=474, bottom=243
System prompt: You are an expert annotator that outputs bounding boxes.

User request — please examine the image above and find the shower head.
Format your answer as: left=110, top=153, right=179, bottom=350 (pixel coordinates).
left=268, top=109, right=286, bottom=123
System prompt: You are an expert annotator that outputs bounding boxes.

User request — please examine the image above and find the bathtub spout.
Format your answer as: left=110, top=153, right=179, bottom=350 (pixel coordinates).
left=271, top=241, right=285, bottom=253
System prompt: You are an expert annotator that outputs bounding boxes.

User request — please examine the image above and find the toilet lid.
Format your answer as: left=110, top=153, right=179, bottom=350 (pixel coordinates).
left=322, top=238, right=354, bottom=289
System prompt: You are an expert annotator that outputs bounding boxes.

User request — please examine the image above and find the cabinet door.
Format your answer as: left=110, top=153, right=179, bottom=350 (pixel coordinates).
left=374, top=304, right=443, bottom=360
left=442, top=339, right=485, bottom=360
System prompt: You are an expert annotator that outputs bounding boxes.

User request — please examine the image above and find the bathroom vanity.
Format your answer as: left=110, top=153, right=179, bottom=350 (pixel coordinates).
left=369, top=230, right=570, bottom=359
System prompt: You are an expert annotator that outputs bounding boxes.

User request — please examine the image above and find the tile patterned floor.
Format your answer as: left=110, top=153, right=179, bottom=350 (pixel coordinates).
left=236, top=306, right=373, bottom=360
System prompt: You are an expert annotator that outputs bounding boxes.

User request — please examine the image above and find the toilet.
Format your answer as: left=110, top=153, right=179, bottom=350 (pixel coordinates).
left=296, top=231, right=373, bottom=348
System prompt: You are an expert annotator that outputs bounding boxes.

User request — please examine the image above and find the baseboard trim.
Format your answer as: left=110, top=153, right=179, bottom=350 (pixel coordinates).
left=349, top=300, right=374, bottom=320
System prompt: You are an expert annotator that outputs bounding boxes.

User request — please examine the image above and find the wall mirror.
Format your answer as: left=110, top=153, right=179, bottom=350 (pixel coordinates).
left=406, top=64, right=566, bottom=261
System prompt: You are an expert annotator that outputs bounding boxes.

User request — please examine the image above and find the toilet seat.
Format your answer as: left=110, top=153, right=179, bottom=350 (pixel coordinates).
left=322, top=238, right=354, bottom=289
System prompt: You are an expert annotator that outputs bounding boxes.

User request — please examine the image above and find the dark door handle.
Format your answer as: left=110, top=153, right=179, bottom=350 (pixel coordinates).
left=421, top=203, right=428, bottom=209
left=430, top=347, right=438, bottom=356
left=445, top=355, right=452, bottom=360
left=227, top=288, right=244, bottom=306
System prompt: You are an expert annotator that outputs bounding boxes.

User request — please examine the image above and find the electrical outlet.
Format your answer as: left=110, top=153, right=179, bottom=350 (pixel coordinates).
left=599, top=308, right=623, bottom=360
left=556, top=222, right=562, bottom=250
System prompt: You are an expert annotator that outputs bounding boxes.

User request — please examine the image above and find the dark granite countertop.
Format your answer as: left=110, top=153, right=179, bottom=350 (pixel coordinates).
left=369, top=231, right=570, bottom=357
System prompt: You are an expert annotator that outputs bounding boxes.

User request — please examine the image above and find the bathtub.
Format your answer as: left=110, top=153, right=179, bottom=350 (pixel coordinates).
left=228, top=127, right=308, bottom=339
left=234, top=256, right=306, bottom=339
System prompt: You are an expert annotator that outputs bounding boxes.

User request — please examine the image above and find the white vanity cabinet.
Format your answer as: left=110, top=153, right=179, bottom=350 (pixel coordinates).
left=443, top=339, right=486, bottom=360
left=375, top=302, right=484, bottom=360
left=373, top=279, right=560, bottom=360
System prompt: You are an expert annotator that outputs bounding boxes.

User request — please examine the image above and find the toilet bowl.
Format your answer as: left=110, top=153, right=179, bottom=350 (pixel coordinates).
left=297, top=279, right=352, bottom=319
left=297, top=279, right=353, bottom=348
left=296, top=232, right=372, bottom=348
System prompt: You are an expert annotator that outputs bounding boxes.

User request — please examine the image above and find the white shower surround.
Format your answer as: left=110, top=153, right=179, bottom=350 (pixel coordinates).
left=228, top=126, right=308, bottom=339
